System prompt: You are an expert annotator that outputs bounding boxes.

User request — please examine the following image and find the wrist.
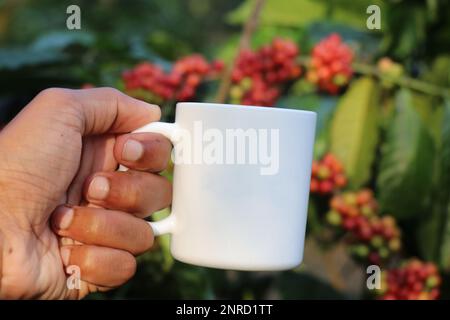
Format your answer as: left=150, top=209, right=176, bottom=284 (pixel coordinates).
left=0, top=200, right=19, bottom=297
left=0, top=208, right=26, bottom=299
left=0, top=212, right=5, bottom=297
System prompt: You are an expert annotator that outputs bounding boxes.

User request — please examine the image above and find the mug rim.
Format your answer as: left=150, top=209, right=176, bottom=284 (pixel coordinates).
left=177, top=102, right=316, bottom=117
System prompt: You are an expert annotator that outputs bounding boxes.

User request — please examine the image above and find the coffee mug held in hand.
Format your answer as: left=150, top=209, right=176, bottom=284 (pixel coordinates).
left=121, top=102, right=316, bottom=271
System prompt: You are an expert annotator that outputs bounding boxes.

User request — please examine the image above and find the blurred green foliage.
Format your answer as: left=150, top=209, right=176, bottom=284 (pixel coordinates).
left=1, top=0, right=450, bottom=299
left=330, top=77, right=380, bottom=189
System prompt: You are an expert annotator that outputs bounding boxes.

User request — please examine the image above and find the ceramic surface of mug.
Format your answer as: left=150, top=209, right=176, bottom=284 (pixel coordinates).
left=121, top=102, right=316, bottom=271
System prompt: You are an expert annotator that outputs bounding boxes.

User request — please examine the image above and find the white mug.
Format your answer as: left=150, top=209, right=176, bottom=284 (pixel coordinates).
left=122, top=102, right=316, bottom=271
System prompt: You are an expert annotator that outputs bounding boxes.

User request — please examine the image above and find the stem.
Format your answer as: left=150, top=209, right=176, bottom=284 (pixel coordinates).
left=352, top=62, right=450, bottom=99
left=215, top=0, right=266, bottom=103
left=298, top=57, right=450, bottom=99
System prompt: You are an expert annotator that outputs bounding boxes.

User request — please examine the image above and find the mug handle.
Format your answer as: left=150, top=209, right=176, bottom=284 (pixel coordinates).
left=118, top=121, right=179, bottom=236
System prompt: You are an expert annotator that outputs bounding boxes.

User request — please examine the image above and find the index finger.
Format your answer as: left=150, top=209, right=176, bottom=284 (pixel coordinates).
left=37, top=87, right=161, bottom=136
left=113, top=132, right=172, bottom=172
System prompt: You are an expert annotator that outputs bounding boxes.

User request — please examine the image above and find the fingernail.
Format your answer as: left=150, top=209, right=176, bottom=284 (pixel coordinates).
left=60, top=247, right=71, bottom=266
left=53, top=206, right=74, bottom=230
left=122, top=139, right=144, bottom=162
left=88, top=176, right=110, bottom=200
left=60, top=237, right=75, bottom=246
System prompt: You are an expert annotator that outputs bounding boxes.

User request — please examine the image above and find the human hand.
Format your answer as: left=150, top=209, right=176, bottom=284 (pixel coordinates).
left=0, top=88, right=172, bottom=299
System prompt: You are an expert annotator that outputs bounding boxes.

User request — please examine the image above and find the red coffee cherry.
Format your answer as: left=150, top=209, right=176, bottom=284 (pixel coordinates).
left=122, top=55, right=224, bottom=103
left=326, top=190, right=402, bottom=264
left=377, top=260, right=441, bottom=300
left=230, top=38, right=302, bottom=106
left=307, top=33, right=353, bottom=94
left=310, top=153, right=347, bottom=195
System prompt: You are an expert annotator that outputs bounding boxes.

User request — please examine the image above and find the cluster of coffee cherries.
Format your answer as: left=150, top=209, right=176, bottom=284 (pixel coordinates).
left=377, top=259, right=441, bottom=300
left=377, top=57, right=404, bottom=89
left=310, top=153, right=347, bottom=195
left=229, top=38, right=302, bottom=106
left=326, top=190, right=402, bottom=265
left=306, top=33, right=353, bottom=94
left=122, top=54, right=223, bottom=103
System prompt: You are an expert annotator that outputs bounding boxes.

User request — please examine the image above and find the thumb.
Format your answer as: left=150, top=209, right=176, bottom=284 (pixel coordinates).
left=44, top=87, right=161, bottom=136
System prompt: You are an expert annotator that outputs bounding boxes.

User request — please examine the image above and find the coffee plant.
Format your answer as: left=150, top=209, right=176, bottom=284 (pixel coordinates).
left=115, top=32, right=447, bottom=299
left=1, top=0, right=449, bottom=300
left=310, top=153, right=347, bottom=195
left=306, top=33, right=354, bottom=94
left=377, top=259, right=441, bottom=300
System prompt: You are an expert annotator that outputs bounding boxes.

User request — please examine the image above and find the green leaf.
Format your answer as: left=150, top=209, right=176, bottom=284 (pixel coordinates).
left=323, top=0, right=385, bottom=30
left=278, top=94, right=338, bottom=159
left=377, top=89, right=435, bottom=219
left=31, top=31, right=94, bottom=51
left=439, top=204, right=450, bottom=270
left=214, top=34, right=240, bottom=63
left=277, top=94, right=337, bottom=132
left=417, top=207, right=441, bottom=262
left=0, top=48, right=65, bottom=70
left=250, top=26, right=302, bottom=49
left=0, top=31, right=94, bottom=70
left=438, top=101, right=450, bottom=268
left=227, top=0, right=326, bottom=27
left=330, top=77, right=380, bottom=188
left=411, top=92, right=443, bottom=147
left=380, top=3, right=427, bottom=59
left=214, top=26, right=302, bottom=63
left=422, top=55, right=450, bottom=88
left=441, top=100, right=450, bottom=211
left=227, top=0, right=384, bottom=30
left=416, top=100, right=450, bottom=266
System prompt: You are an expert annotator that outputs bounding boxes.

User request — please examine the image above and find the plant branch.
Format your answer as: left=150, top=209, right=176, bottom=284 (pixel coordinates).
left=214, top=0, right=266, bottom=103
left=352, top=62, right=450, bottom=99
left=298, top=57, right=450, bottom=99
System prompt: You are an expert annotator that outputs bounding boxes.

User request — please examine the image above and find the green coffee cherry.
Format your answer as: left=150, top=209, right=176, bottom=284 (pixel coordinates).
left=350, top=244, right=370, bottom=258
left=326, top=210, right=342, bottom=226
left=371, top=235, right=384, bottom=248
